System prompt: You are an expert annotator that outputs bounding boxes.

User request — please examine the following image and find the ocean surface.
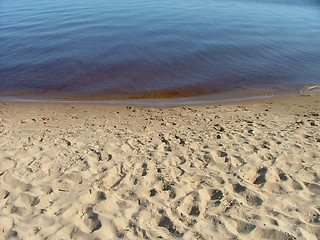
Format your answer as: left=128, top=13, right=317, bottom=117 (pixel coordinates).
left=1, top=0, right=320, bottom=100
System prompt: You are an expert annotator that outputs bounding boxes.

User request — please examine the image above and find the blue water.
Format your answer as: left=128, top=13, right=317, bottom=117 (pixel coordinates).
left=1, top=0, right=320, bottom=99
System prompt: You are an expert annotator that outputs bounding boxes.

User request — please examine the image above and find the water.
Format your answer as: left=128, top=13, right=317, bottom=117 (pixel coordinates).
left=1, top=0, right=320, bottom=100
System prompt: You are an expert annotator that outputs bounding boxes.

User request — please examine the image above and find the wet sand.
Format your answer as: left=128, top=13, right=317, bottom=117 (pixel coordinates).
left=0, top=93, right=319, bottom=239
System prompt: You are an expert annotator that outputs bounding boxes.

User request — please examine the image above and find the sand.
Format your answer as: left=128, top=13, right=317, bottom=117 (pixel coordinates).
left=0, top=93, right=319, bottom=240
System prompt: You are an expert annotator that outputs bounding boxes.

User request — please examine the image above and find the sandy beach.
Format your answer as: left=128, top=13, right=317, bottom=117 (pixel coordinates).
left=0, top=93, right=319, bottom=240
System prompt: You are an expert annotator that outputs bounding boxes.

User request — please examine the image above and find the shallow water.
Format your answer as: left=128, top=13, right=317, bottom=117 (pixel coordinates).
left=1, top=0, right=320, bottom=100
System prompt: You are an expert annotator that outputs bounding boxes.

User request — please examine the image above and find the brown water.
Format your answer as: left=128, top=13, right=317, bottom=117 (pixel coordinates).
left=1, top=0, right=320, bottom=101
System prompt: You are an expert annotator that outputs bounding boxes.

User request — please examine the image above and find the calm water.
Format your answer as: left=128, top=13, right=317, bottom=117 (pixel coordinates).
left=1, top=0, right=320, bottom=100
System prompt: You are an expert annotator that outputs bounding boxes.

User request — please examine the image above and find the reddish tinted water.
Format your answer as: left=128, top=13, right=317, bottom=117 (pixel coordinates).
left=1, top=0, right=320, bottom=100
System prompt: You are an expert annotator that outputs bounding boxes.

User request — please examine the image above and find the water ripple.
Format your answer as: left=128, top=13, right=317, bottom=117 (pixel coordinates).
left=1, top=0, right=320, bottom=99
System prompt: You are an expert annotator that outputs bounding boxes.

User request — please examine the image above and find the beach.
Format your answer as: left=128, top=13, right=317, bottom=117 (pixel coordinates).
left=0, top=93, right=319, bottom=239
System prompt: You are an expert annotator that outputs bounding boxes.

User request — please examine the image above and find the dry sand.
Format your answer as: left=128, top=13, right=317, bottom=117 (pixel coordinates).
left=0, top=93, right=319, bottom=240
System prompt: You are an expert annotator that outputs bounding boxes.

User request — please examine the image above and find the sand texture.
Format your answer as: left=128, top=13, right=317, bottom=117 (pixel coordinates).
left=0, top=94, right=319, bottom=240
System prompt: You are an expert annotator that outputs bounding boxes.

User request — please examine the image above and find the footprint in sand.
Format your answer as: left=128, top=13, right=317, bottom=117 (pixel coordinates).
left=211, top=189, right=224, bottom=202
left=149, top=188, right=157, bottom=197
left=189, top=205, right=201, bottom=217
left=233, top=183, right=247, bottom=193
left=142, top=163, right=148, bottom=176
left=158, top=215, right=184, bottom=238
left=253, top=167, right=267, bottom=185
left=65, top=173, right=83, bottom=184
left=0, top=189, right=9, bottom=199
left=15, top=192, right=40, bottom=207
left=159, top=133, right=172, bottom=152
left=82, top=207, right=102, bottom=233
left=245, top=193, right=263, bottom=207
left=278, top=171, right=288, bottom=181
left=232, top=183, right=263, bottom=207
left=162, top=182, right=176, bottom=199
left=10, top=205, right=29, bottom=217
left=235, top=218, right=256, bottom=235
left=304, top=182, right=320, bottom=194
left=253, top=227, right=295, bottom=240
left=4, top=175, right=32, bottom=192
left=224, top=217, right=256, bottom=235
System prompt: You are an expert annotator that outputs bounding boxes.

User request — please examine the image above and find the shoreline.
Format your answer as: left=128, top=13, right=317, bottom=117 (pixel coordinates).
left=1, top=85, right=319, bottom=107
left=0, top=94, right=273, bottom=107
left=1, top=93, right=319, bottom=239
